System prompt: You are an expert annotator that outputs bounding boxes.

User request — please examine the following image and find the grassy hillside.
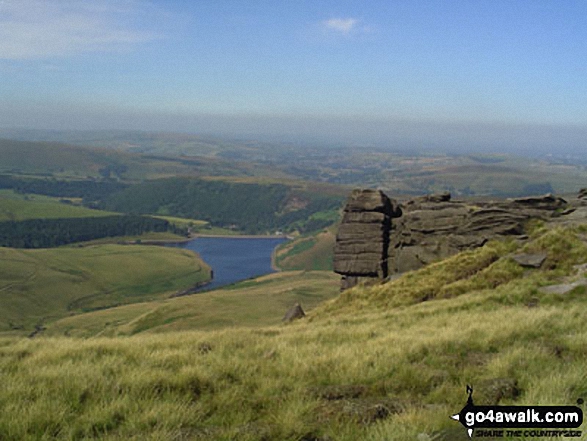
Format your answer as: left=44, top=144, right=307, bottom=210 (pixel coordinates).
left=43, top=271, right=340, bottom=337
left=0, top=245, right=210, bottom=335
left=0, top=190, right=117, bottom=221
left=1, top=224, right=586, bottom=439
left=275, top=226, right=337, bottom=271
left=4, top=132, right=587, bottom=196
left=98, top=177, right=345, bottom=234
left=399, top=162, right=586, bottom=197
left=0, top=138, right=290, bottom=181
left=0, top=191, right=216, bottom=240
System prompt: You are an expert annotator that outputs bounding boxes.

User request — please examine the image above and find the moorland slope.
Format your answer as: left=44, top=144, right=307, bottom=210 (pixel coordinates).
left=1, top=220, right=587, bottom=440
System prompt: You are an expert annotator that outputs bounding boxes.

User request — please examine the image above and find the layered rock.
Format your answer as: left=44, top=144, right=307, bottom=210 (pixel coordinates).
left=333, top=189, right=401, bottom=290
left=390, top=193, right=566, bottom=275
left=335, top=190, right=570, bottom=289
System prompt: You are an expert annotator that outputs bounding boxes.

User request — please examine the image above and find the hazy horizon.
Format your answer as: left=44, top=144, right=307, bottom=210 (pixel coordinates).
left=2, top=113, right=586, bottom=158
left=1, top=0, right=586, bottom=155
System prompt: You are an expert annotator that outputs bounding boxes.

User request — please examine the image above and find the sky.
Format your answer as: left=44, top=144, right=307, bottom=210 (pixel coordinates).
left=1, top=0, right=586, bottom=153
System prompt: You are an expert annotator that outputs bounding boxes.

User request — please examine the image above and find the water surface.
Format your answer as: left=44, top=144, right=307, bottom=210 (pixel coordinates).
left=172, top=236, right=288, bottom=291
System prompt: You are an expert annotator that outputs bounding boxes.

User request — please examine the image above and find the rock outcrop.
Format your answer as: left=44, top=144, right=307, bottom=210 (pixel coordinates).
left=334, top=190, right=570, bottom=289
left=333, top=189, right=401, bottom=290
left=389, top=193, right=567, bottom=275
left=283, top=303, right=306, bottom=322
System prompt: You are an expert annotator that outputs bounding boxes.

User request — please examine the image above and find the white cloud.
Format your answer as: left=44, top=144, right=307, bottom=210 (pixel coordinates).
left=0, top=0, right=162, bottom=59
left=323, top=18, right=358, bottom=34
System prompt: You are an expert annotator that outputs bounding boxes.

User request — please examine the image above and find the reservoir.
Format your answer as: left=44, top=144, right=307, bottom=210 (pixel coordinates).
left=171, top=236, right=288, bottom=291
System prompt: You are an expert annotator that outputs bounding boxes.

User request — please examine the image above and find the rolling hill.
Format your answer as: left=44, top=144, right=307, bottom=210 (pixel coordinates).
left=0, top=138, right=289, bottom=181
left=42, top=271, right=340, bottom=337
left=1, top=221, right=586, bottom=439
left=96, top=177, right=345, bottom=234
left=0, top=244, right=210, bottom=335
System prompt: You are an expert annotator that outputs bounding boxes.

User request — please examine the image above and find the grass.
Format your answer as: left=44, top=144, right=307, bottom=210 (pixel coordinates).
left=1, top=226, right=587, bottom=439
left=151, top=215, right=208, bottom=228
left=0, top=244, right=210, bottom=335
left=275, top=226, right=336, bottom=271
left=72, top=231, right=190, bottom=246
left=43, top=271, right=340, bottom=337
left=0, top=138, right=274, bottom=180
left=0, top=190, right=117, bottom=221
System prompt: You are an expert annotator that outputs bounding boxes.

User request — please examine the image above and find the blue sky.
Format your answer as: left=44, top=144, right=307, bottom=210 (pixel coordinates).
left=1, top=0, right=586, bottom=151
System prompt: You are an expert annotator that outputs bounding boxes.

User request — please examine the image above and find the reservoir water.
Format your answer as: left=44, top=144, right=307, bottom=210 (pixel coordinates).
left=171, top=236, right=288, bottom=291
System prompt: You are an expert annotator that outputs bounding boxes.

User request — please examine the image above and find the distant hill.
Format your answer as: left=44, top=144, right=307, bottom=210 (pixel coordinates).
left=97, top=177, right=345, bottom=234
left=4, top=132, right=587, bottom=196
left=0, top=138, right=289, bottom=180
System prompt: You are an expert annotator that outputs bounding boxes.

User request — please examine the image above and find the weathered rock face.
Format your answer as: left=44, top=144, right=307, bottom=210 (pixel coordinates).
left=334, top=190, right=570, bottom=289
left=333, top=189, right=401, bottom=290
left=390, top=193, right=567, bottom=275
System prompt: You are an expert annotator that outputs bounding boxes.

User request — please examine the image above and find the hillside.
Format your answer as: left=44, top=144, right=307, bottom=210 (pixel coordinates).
left=274, top=225, right=337, bottom=271
left=0, top=190, right=117, bottom=221
left=0, top=138, right=348, bottom=235
left=1, top=221, right=586, bottom=439
left=97, top=177, right=345, bottom=234
left=42, top=271, right=340, bottom=337
left=0, top=138, right=290, bottom=181
left=0, top=245, right=210, bottom=335
left=3, top=132, right=587, bottom=197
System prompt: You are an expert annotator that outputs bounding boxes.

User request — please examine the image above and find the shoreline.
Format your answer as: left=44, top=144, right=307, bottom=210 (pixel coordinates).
left=119, top=233, right=292, bottom=246
left=190, top=234, right=292, bottom=240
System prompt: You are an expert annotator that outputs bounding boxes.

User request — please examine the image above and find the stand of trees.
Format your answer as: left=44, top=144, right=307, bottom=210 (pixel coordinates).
left=0, top=175, right=344, bottom=235
left=0, top=216, right=185, bottom=248
left=98, top=178, right=344, bottom=234
left=0, top=175, right=128, bottom=203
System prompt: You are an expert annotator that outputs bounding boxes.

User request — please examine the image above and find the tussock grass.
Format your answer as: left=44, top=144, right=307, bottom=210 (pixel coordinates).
left=2, top=226, right=587, bottom=439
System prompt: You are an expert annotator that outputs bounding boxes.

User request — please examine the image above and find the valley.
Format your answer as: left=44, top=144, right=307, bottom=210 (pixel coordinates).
left=0, top=132, right=586, bottom=440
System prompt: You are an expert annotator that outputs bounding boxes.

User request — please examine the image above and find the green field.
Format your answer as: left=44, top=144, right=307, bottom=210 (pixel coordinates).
left=275, top=226, right=336, bottom=271
left=150, top=215, right=242, bottom=236
left=0, top=244, right=210, bottom=335
left=0, top=190, right=117, bottom=221
left=43, top=271, right=340, bottom=337
left=1, top=225, right=587, bottom=439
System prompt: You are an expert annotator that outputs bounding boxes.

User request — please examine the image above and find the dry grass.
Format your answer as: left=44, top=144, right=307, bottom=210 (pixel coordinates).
left=2, top=226, right=587, bottom=440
